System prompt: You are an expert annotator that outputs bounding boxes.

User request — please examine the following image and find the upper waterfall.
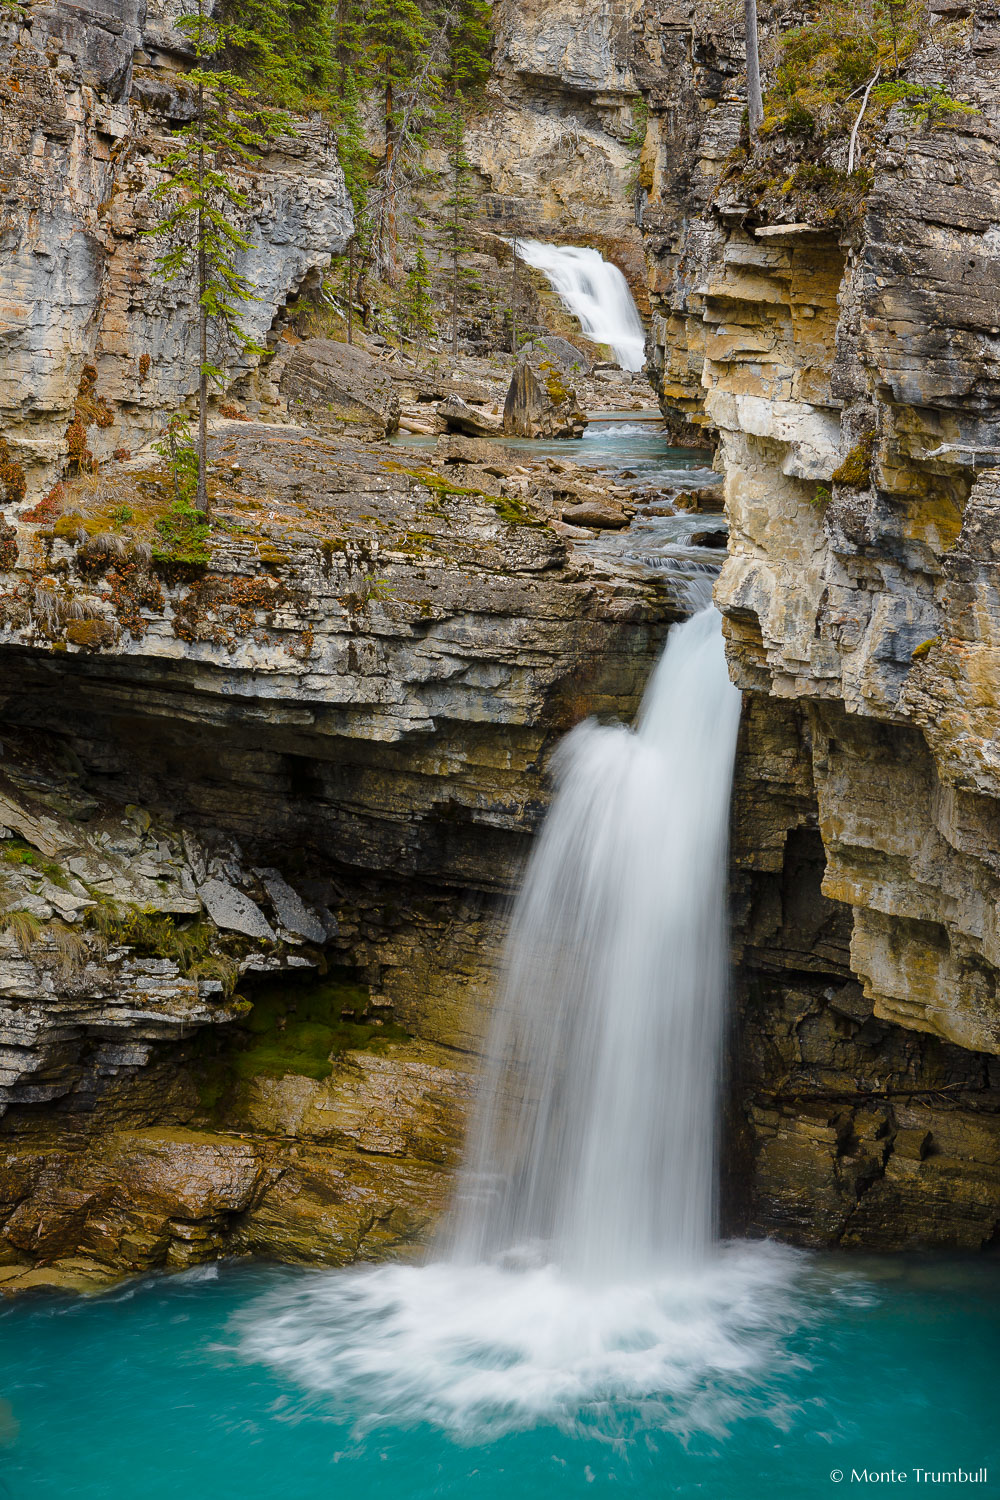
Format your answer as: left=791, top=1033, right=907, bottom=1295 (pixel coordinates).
left=514, top=239, right=647, bottom=372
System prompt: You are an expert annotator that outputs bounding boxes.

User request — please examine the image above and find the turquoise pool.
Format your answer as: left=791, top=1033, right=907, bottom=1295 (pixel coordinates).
left=1, top=1247, right=996, bottom=1499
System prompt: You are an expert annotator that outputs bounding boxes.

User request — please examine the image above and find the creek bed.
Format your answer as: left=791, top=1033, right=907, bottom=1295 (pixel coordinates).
left=391, top=416, right=727, bottom=590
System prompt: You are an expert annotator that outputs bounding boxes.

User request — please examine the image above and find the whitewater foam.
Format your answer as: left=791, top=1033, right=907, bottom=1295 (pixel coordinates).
left=235, top=1243, right=808, bottom=1443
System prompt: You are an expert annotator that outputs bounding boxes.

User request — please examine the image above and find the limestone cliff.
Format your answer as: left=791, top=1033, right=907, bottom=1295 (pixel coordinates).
left=0, top=417, right=674, bottom=1292
left=639, top=0, right=1000, bottom=1247
left=465, top=0, right=649, bottom=298
left=0, top=0, right=352, bottom=493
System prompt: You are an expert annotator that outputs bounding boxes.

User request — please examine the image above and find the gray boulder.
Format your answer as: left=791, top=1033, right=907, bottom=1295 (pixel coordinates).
left=198, top=879, right=276, bottom=942
left=503, top=346, right=588, bottom=440
left=561, top=501, right=629, bottom=530
left=280, top=339, right=401, bottom=439
left=257, top=868, right=327, bottom=943
left=436, top=433, right=518, bottom=471
left=521, top=336, right=593, bottom=377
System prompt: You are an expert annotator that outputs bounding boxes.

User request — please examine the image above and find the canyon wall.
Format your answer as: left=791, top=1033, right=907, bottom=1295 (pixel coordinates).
left=465, top=0, right=649, bottom=299
left=3, top=0, right=1000, bottom=1285
left=639, top=0, right=1000, bottom=1246
left=0, top=0, right=352, bottom=490
left=0, top=416, right=673, bottom=1292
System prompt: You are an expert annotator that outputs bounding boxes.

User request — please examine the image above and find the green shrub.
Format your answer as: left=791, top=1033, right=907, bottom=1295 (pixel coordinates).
left=153, top=498, right=211, bottom=566
left=871, top=78, right=978, bottom=123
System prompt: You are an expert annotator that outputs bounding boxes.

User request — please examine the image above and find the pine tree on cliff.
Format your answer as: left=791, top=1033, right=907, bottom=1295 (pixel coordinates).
left=147, top=1, right=287, bottom=512
left=442, top=100, right=480, bottom=355
left=364, top=0, right=432, bottom=273
left=332, top=0, right=368, bottom=96
left=441, top=0, right=493, bottom=98
left=437, top=0, right=490, bottom=354
left=218, top=0, right=334, bottom=102
left=401, top=236, right=435, bottom=360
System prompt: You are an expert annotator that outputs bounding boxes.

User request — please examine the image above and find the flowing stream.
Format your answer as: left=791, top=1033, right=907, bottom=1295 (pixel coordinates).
left=514, top=240, right=647, bottom=370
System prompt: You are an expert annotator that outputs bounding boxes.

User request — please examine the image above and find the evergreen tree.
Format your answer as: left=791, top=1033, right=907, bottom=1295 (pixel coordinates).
left=441, top=101, right=479, bottom=355
left=401, top=236, right=435, bottom=360
left=327, top=64, right=371, bottom=339
left=219, top=0, right=334, bottom=103
left=442, top=0, right=492, bottom=97
left=332, top=0, right=368, bottom=96
left=148, top=1, right=288, bottom=511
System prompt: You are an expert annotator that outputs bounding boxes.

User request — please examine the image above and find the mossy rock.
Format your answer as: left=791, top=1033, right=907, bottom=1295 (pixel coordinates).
left=832, top=430, right=877, bottom=489
left=207, top=970, right=411, bottom=1094
left=65, top=618, right=115, bottom=649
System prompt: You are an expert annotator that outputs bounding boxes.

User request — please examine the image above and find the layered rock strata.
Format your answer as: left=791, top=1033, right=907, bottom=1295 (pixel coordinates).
left=466, top=0, right=648, bottom=297
left=0, top=421, right=675, bottom=1291
left=639, top=1, right=1000, bottom=1246
left=0, top=0, right=352, bottom=490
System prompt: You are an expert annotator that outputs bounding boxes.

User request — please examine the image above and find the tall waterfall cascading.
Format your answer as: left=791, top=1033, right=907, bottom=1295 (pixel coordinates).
left=514, top=239, right=647, bottom=372
left=450, top=602, right=741, bottom=1276
left=237, top=605, right=796, bottom=1443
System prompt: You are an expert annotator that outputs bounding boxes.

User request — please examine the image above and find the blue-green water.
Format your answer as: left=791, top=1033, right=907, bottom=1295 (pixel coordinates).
left=2, top=1248, right=997, bottom=1500
left=394, top=418, right=727, bottom=585
left=394, top=416, right=717, bottom=491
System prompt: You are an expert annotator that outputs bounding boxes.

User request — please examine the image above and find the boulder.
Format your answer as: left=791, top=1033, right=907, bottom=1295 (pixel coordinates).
left=437, top=394, right=503, bottom=437
left=553, top=519, right=597, bottom=540
left=280, top=339, right=401, bottom=439
left=436, top=433, right=517, bottom=472
left=198, top=878, right=276, bottom=941
left=561, top=501, right=629, bottom=529
left=503, top=346, right=588, bottom=439
left=672, top=485, right=725, bottom=513
left=521, top=335, right=593, bottom=377
left=257, top=868, right=327, bottom=943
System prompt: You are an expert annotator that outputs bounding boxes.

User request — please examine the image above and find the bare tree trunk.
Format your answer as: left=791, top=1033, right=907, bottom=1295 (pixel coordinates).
left=745, top=0, right=763, bottom=137
left=197, top=243, right=208, bottom=514
left=450, top=121, right=460, bottom=356
left=195, top=8, right=209, bottom=515
left=347, top=237, right=355, bottom=345
left=384, top=75, right=396, bottom=272
left=848, top=67, right=881, bottom=173
left=510, top=236, right=519, bottom=354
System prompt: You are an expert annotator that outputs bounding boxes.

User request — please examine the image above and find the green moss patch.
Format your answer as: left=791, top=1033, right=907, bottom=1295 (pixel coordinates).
left=489, top=494, right=545, bottom=528
left=230, top=970, right=410, bottom=1083
left=1, top=837, right=71, bottom=888
left=84, top=901, right=240, bottom=992
left=832, top=430, right=877, bottom=489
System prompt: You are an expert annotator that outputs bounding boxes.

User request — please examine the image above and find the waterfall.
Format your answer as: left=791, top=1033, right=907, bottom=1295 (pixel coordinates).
left=514, top=239, right=647, bottom=372
left=450, top=603, right=741, bottom=1276
left=238, top=606, right=784, bottom=1443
